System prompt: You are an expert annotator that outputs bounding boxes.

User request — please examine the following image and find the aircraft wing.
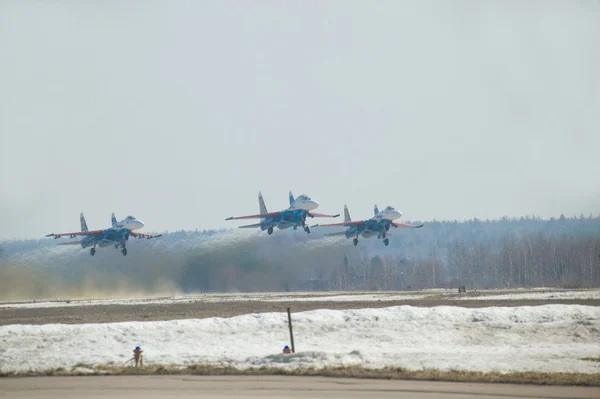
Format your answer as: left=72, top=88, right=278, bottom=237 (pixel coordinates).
left=308, top=212, right=340, bottom=218
left=392, top=221, right=424, bottom=228
left=130, top=231, right=163, bottom=239
left=45, top=230, right=103, bottom=239
left=237, top=223, right=261, bottom=229
left=225, top=212, right=281, bottom=220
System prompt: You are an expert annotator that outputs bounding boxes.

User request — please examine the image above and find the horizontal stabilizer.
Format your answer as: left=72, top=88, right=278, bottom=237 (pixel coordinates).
left=324, top=231, right=347, bottom=237
left=225, top=211, right=280, bottom=220
left=317, top=220, right=364, bottom=227
left=238, top=223, right=262, bottom=229
left=58, top=240, right=83, bottom=246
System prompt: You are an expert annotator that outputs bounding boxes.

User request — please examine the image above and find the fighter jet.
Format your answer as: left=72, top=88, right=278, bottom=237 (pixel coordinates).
left=45, top=213, right=162, bottom=256
left=317, top=204, right=423, bottom=246
left=225, top=191, right=340, bottom=234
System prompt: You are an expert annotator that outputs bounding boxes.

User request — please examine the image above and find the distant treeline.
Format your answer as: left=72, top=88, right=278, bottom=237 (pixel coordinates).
left=336, top=214, right=600, bottom=290
left=0, top=214, right=599, bottom=299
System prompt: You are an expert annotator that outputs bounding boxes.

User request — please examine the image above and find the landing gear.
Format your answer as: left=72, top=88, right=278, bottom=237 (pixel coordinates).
left=267, top=227, right=273, bottom=235
left=119, top=240, right=128, bottom=256
left=114, top=244, right=119, bottom=249
left=353, top=238, right=358, bottom=246
left=304, top=226, right=310, bottom=234
left=383, top=238, right=389, bottom=246
left=90, top=248, right=96, bottom=256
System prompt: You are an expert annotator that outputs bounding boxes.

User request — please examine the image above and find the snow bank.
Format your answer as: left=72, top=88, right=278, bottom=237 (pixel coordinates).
left=1, top=305, right=599, bottom=374
left=263, top=293, right=428, bottom=302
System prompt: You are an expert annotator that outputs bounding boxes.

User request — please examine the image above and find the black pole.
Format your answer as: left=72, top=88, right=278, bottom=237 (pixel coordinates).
left=287, top=307, right=295, bottom=353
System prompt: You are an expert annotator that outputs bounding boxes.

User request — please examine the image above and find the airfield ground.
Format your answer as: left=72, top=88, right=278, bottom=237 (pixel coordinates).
left=1, top=289, right=599, bottom=390
left=2, top=376, right=600, bottom=399
left=1, top=288, right=599, bottom=326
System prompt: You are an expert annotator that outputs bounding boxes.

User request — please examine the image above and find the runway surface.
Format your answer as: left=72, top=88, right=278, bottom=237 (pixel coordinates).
left=1, top=376, right=598, bottom=399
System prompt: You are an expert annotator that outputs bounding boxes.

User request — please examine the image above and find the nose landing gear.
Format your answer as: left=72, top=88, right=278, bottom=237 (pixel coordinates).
left=267, top=227, right=274, bottom=235
left=353, top=238, right=358, bottom=246
left=383, top=238, right=389, bottom=246
left=90, top=248, right=96, bottom=256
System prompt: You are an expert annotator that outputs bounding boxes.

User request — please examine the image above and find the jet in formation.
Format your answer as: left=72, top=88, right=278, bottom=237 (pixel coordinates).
left=45, top=213, right=162, bottom=256
left=225, top=191, right=340, bottom=234
left=316, top=204, right=423, bottom=246
left=44, top=193, right=424, bottom=255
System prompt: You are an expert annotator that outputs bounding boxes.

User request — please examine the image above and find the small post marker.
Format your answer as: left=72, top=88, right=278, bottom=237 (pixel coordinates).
left=287, top=307, right=295, bottom=353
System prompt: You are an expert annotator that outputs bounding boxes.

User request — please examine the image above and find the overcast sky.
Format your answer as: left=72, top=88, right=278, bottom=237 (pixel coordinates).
left=1, top=1, right=599, bottom=240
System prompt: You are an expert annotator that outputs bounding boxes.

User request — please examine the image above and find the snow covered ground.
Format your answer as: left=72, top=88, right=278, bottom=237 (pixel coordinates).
left=452, top=290, right=600, bottom=301
left=263, top=293, right=429, bottom=302
left=0, top=292, right=429, bottom=309
left=1, top=304, right=599, bottom=374
left=1, top=289, right=599, bottom=309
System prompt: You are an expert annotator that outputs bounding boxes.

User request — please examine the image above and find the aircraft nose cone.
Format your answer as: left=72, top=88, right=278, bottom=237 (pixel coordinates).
left=309, top=200, right=319, bottom=210
left=135, top=220, right=145, bottom=229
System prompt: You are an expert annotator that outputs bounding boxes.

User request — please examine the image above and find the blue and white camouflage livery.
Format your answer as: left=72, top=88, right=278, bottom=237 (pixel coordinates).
left=225, top=191, right=340, bottom=235
left=317, top=204, right=423, bottom=246
left=45, top=213, right=162, bottom=256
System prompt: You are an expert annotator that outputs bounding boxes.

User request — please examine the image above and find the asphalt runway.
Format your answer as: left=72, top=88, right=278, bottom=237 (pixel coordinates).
left=1, top=376, right=598, bottom=399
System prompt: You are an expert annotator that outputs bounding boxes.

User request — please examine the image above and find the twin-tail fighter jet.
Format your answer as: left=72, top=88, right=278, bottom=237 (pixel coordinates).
left=317, top=204, right=423, bottom=246
left=45, top=213, right=162, bottom=256
left=225, top=191, right=340, bottom=234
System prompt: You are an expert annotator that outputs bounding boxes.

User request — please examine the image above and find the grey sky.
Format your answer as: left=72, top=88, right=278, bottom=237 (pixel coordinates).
left=1, top=1, right=599, bottom=240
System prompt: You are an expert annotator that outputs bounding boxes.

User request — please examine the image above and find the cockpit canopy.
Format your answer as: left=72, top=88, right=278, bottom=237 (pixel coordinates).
left=384, top=206, right=395, bottom=211
left=297, top=194, right=311, bottom=201
left=126, top=215, right=136, bottom=219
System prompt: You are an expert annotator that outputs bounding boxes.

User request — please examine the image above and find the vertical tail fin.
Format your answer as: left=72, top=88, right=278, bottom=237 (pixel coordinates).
left=111, top=212, right=117, bottom=226
left=258, top=191, right=268, bottom=214
left=289, top=191, right=295, bottom=206
left=344, top=205, right=352, bottom=223
left=374, top=204, right=380, bottom=216
left=80, top=212, right=89, bottom=232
